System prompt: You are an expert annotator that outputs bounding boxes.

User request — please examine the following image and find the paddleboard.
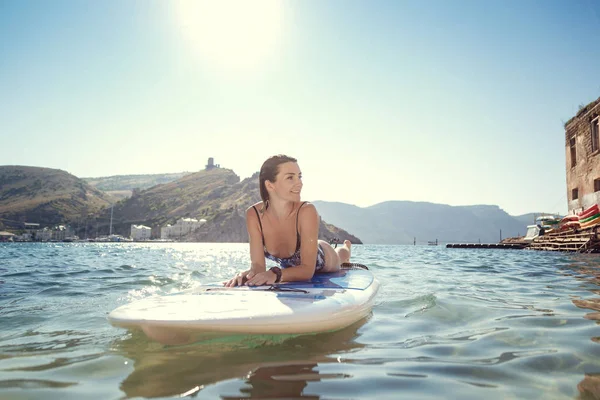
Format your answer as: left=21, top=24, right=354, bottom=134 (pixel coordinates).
left=108, top=265, right=379, bottom=344
left=579, top=204, right=599, bottom=219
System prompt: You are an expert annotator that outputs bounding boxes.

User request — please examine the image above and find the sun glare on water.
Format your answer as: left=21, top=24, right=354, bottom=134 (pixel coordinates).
left=174, top=0, right=283, bottom=74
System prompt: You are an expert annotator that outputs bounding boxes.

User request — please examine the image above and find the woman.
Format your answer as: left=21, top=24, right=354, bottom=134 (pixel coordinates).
left=225, top=154, right=352, bottom=287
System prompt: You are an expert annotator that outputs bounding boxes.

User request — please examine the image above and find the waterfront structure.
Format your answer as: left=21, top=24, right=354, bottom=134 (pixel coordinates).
left=0, top=231, right=15, bottom=242
left=24, top=222, right=40, bottom=232
left=565, top=96, right=600, bottom=214
left=14, top=232, right=33, bottom=241
left=131, top=225, right=152, bottom=241
left=160, top=218, right=207, bottom=239
left=36, top=228, right=52, bottom=241
left=51, top=225, right=74, bottom=241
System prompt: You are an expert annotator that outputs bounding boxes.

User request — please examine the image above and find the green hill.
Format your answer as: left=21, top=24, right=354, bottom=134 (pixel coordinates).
left=0, top=166, right=114, bottom=227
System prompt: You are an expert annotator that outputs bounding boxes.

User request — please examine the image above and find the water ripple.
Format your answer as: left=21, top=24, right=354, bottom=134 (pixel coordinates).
left=1, top=243, right=600, bottom=399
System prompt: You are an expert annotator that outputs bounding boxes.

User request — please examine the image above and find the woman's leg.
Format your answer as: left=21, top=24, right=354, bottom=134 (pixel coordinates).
left=318, top=239, right=352, bottom=272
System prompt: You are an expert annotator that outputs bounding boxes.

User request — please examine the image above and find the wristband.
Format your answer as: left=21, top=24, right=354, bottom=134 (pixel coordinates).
left=268, top=266, right=282, bottom=283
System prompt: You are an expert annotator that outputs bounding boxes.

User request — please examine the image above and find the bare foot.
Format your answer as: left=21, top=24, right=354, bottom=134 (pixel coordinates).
left=336, top=240, right=351, bottom=264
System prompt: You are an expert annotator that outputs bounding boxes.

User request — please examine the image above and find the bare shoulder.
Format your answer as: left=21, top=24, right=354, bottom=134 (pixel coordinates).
left=245, top=202, right=264, bottom=219
left=298, top=202, right=319, bottom=220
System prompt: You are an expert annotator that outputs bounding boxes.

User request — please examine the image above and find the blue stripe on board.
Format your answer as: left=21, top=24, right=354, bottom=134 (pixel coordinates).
left=279, top=269, right=374, bottom=290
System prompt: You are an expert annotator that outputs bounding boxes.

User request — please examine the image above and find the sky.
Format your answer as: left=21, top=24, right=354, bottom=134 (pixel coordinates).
left=2, top=0, right=600, bottom=216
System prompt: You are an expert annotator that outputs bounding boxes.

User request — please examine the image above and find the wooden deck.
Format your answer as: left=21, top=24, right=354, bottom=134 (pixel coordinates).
left=445, top=226, right=600, bottom=253
left=527, top=226, right=600, bottom=253
left=446, top=225, right=600, bottom=253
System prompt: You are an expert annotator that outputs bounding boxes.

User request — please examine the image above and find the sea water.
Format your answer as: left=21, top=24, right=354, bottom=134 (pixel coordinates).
left=1, top=242, right=600, bottom=399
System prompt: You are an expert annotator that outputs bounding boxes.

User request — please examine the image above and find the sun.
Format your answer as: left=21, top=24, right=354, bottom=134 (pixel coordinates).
left=173, top=0, right=284, bottom=74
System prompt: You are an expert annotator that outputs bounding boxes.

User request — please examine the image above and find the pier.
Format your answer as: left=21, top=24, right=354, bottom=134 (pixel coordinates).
left=445, top=226, right=600, bottom=253
left=446, top=243, right=527, bottom=249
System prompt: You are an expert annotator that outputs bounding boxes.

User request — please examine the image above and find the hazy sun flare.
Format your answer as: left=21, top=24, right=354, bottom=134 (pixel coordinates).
left=174, top=0, right=283, bottom=74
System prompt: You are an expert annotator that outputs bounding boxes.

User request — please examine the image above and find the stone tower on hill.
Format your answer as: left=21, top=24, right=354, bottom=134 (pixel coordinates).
left=205, top=157, right=220, bottom=170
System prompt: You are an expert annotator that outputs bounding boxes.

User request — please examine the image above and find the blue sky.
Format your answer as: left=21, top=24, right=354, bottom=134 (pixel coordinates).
left=2, top=0, right=600, bottom=216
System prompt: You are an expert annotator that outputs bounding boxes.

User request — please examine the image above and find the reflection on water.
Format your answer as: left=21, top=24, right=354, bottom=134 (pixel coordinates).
left=221, top=361, right=338, bottom=400
left=561, top=260, right=600, bottom=400
left=113, top=320, right=366, bottom=398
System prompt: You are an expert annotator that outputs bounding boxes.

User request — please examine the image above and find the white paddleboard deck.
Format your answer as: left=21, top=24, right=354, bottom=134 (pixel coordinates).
left=108, top=267, right=379, bottom=342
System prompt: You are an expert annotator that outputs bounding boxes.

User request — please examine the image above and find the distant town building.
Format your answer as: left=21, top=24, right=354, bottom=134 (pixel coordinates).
left=160, top=225, right=171, bottom=239
left=0, top=231, right=15, bottom=242
left=205, top=157, right=220, bottom=170
left=565, top=96, right=600, bottom=214
left=14, top=232, right=32, bottom=242
left=131, top=224, right=152, bottom=241
left=36, top=228, right=52, bottom=242
left=24, top=222, right=40, bottom=231
left=51, top=225, right=74, bottom=241
left=161, top=218, right=207, bottom=239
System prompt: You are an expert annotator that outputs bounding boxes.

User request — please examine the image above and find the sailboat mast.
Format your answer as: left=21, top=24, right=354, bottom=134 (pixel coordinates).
left=109, top=204, right=113, bottom=236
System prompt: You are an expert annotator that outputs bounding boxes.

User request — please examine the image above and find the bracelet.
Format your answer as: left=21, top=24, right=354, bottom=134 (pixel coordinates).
left=268, top=266, right=282, bottom=283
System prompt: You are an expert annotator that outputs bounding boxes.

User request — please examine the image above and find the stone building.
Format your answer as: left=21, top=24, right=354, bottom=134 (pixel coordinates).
left=161, top=218, right=207, bottom=239
left=565, top=96, right=600, bottom=214
left=130, top=224, right=152, bottom=241
left=51, top=225, right=75, bottom=241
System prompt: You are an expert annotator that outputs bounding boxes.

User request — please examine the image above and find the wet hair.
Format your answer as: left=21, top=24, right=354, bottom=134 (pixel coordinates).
left=259, top=154, right=297, bottom=211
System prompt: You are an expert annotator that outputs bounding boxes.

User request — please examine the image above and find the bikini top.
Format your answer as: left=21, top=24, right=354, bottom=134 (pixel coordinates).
left=252, top=201, right=308, bottom=268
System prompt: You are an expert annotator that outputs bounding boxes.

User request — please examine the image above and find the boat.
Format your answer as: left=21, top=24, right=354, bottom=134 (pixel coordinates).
left=523, top=224, right=541, bottom=241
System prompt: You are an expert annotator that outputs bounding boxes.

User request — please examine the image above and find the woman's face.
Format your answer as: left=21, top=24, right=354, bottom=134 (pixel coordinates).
left=270, top=162, right=302, bottom=201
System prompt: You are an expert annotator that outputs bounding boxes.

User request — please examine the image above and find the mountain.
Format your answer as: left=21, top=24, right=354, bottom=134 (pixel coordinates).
left=312, top=200, right=532, bottom=244
left=83, top=172, right=191, bottom=201
left=0, top=166, right=114, bottom=227
left=2, top=165, right=547, bottom=244
left=93, top=168, right=361, bottom=243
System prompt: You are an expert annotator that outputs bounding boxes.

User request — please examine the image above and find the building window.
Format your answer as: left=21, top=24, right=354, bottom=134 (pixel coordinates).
left=570, top=137, right=577, bottom=167
left=595, top=179, right=600, bottom=192
left=572, top=188, right=579, bottom=200
left=593, top=117, right=600, bottom=153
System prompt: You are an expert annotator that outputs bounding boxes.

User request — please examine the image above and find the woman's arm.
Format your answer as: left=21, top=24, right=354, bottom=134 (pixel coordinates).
left=280, top=202, right=319, bottom=282
left=247, top=206, right=267, bottom=272
left=224, top=205, right=266, bottom=287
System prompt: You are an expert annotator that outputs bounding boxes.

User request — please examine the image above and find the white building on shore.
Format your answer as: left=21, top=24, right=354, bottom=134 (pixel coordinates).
left=130, top=225, right=152, bottom=241
left=36, top=228, right=52, bottom=241
left=161, top=218, right=206, bottom=239
left=52, top=225, right=75, bottom=241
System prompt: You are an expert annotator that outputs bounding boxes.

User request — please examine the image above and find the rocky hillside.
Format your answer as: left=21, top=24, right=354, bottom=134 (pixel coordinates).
left=83, top=172, right=191, bottom=191
left=0, top=166, right=114, bottom=226
left=83, top=172, right=191, bottom=201
left=94, top=168, right=362, bottom=243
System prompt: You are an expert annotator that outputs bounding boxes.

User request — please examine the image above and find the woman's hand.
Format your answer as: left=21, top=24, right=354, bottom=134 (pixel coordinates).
left=245, top=270, right=277, bottom=286
left=224, top=269, right=256, bottom=287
